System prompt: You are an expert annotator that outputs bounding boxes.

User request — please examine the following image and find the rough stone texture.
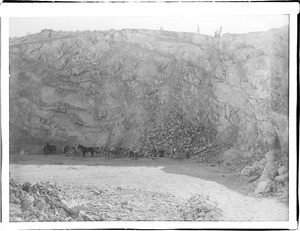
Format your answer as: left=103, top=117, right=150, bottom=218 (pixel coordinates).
left=254, top=150, right=279, bottom=194
left=274, top=172, right=288, bottom=184
left=255, top=179, right=272, bottom=194
left=9, top=27, right=289, bottom=161
left=240, top=157, right=267, bottom=177
left=220, top=147, right=242, bottom=165
left=11, top=177, right=205, bottom=221
left=278, top=165, right=288, bottom=176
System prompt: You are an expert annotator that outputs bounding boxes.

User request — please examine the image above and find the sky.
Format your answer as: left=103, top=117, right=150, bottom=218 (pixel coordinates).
left=9, top=15, right=289, bottom=38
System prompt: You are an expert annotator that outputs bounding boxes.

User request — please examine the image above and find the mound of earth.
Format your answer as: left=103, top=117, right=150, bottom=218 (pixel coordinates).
left=10, top=177, right=224, bottom=222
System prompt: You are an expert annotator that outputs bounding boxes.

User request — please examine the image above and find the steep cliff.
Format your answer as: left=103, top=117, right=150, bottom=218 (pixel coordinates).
left=9, top=26, right=289, bottom=162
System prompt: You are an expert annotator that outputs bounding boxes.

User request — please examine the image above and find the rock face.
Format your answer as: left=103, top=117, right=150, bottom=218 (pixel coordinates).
left=255, top=150, right=279, bottom=194
left=9, top=27, right=289, bottom=160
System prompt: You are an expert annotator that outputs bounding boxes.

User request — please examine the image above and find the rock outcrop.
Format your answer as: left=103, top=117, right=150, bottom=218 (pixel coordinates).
left=254, top=150, right=279, bottom=194
left=9, top=26, right=289, bottom=161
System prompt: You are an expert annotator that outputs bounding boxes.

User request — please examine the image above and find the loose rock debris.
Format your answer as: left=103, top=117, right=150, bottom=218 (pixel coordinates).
left=179, top=194, right=223, bottom=221
left=240, top=149, right=288, bottom=198
left=10, top=177, right=224, bottom=222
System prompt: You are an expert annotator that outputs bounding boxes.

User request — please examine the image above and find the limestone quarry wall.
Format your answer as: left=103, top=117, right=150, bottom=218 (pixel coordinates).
left=9, top=26, right=289, bottom=159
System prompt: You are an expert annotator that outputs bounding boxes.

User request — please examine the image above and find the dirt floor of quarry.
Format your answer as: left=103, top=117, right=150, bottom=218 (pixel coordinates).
left=10, top=154, right=288, bottom=222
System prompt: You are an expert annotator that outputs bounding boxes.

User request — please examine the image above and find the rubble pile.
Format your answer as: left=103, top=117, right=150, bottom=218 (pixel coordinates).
left=9, top=178, right=84, bottom=222
left=191, top=143, right=231, bottom=164
left=64, top=185, right=182, bottom=221
left=240, top=149, right=288, bottom=198
left=135, top=104, right=223, bottom=163
left=10, top=177, right=225, bottom=222
left=179, top=194, right=223, bottom=221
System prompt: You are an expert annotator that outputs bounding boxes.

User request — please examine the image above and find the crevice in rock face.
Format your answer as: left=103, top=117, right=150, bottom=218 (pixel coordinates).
left=10, top=26, right=288, bottom=164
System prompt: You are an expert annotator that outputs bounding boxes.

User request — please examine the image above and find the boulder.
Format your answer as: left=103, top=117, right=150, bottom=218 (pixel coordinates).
left=258, top=150, right=278, bottom=182
left=31, top=184, right=39, bottom=194
left=22, top=182, right=32, bottom=193
left=241, top=158, right=266, bottom=177
left=20, top=193, right=35, bottom=211
left=255, top=179, right=272, bottom=194
left=255, top=149, right=279, bottom=194
left=274, top=172, right=288, bottom=184
left=25, top=214, right=38, bottom=222
left=38, top=214, right=47, bottom=222
left=241, top=166, right=252, bottom=177
left=34, top=198, right=47, bottom=211
left=58, top=200, right=83, bottom=219
left=278, top=165, right=288, bottom=175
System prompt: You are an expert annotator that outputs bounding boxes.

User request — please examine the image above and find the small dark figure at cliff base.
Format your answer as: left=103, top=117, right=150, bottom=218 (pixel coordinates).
left=43, top=143, right=57, bottom=155
left=77, top=145, right=96, bottom=158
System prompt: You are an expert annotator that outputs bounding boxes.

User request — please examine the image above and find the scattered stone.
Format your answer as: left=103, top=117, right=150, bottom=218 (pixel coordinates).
left=179, top=194, right=223, bottom=221
left=92, top=190, right=103, bottom=195
left=81, top=212, right=94, bottom=221
left=26, top=214, right=38, bottom=222
left=20, top=150, right=29, bottom=155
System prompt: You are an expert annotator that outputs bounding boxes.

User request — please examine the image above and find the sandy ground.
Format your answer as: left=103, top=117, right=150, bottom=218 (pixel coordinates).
left=10, top=154, right=288, bottom=221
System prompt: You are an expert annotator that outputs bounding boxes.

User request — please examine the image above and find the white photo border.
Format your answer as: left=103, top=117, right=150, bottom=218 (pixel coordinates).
left=0, top=2, right=298, bottom=230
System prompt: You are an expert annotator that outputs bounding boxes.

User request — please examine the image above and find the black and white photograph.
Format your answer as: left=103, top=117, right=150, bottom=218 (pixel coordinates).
left=0, top=17, right=2, bottom=223
left=0, top=2, right=298, bottom=230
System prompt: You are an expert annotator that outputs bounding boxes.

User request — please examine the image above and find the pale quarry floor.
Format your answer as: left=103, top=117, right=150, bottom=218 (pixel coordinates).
left=10, top=155, right=288, bottom=221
